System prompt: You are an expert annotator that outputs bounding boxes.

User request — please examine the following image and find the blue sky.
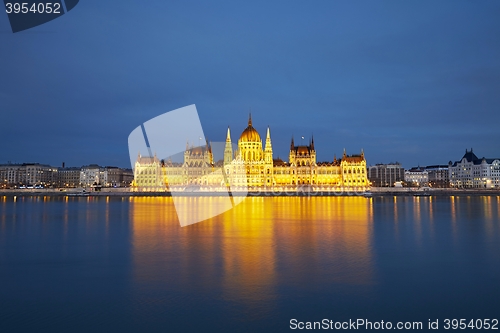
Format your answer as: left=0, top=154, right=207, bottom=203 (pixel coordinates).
left=1, top=1, right=500, bottom=168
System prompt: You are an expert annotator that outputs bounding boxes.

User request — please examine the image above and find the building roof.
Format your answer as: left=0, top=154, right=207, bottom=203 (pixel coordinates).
left=187, top=145, right=211, bottom=155
left=342, top=155, right=364, bottom=163
left=239, top=114, right=261, bottom=143
left=425, top=165, right=448, bottom=170
left=273, top=158, right=288, bottom=166
left=294, top=145, right=312, bottom=155
left=462, top=149, right=479, bottom=162
left=59, top=167, right=81, bottom=171
left=136, top=156, right=159, bottom=164
left=407, top=166, right=426, bottom=173
left=450, top=148, right=500, bottom=167
left=473, top=157, right=500, bottom=165
left=317, top=161, right=337, bottom=166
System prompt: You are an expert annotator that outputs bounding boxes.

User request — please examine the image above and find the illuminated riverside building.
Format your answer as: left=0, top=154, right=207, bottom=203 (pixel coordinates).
left=132, top=115, right=369, bottom=190
left=449, top=149, right=500, bottom=188
left=404, top=166, right=429, bottom=186
left=0, top=163, right=58, bottom=187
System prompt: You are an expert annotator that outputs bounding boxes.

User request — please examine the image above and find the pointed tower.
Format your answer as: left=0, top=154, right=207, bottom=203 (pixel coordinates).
left=264, top=126, right=273, bottom=163
left=224, top=126, right=233, bottom=165
left=310, top=135, right=316, bottom=164
left=264, top=126, right=273, bottom=186
left=289, top=136, right=296, bottom=165
left=206, top=140, right=214, bottom=164
left=184, top=140, right=191, bottom=165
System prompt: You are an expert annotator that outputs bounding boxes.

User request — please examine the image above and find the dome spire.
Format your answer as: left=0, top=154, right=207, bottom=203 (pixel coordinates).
left=239, top=114, right=261, bottom=142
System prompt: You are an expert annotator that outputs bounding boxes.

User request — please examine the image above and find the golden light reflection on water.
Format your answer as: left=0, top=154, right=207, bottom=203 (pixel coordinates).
left=451, top=196, right=456, bottom=219
left=413, top=196, right=422, bottom=244
left=483, top=196, right=494, bottom=242
left=1, top=194, right=499, bottom=322
left=1, top=196, right=5, bottom=233
left=393, top=196, right=398, bottom=222
left=498, top=196, right=500, bottom=218
left=129, top=196, right=375, bottom=315
left=63, top=196, right=69, bottom=239
left=428, top=197, right=435, bottom=238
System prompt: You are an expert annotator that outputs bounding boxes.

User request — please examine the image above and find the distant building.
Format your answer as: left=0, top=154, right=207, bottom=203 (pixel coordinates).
left=79, top=165, right=133, bottom=187
left=0, top=163, right=58, bottom=187
left=405, top=166, right=428, bottom=186
left=1, top=163, right=133, bottom=188
left=449, top=149, right=500, bottom=188
left=368, top=163, right=405, bottom=187
left=106, top=166, right=134, bottom=187
left=122, top=169, right=134, bottom=187
left=58, top=167, right=81, bottom=187
left=0, top=163, right=21, bottom=186
left=80, top=164, right=107, bottom=187
left=425, top=165, right=449, bottom=188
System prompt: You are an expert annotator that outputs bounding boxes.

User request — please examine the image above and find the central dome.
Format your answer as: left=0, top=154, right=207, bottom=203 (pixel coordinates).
left=239, top=114, right=261, bottom=143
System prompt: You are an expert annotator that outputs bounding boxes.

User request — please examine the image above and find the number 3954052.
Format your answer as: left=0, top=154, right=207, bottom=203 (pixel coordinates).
left=444, top=319, right=498, bottom=330
left=5, top=2, right=62, bottom=14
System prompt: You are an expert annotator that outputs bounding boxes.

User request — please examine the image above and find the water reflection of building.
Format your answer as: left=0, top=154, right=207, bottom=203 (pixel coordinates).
left=129, top=196, right=374, bottom=317
left=133, top=115, right=369, bottom=190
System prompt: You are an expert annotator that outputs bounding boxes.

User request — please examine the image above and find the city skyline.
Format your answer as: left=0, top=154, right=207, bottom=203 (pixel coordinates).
left=1, top=2, right=500, bottom=168
left=1, top=139, right=498, bottom=172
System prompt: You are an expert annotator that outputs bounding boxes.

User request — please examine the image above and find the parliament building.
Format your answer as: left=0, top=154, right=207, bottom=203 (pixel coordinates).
left=133, top=115, right=369, bottom=190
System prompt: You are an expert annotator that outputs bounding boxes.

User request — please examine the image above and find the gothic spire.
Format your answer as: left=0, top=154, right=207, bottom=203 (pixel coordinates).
left=248, top=113, right=252, bottom=126
left=226, top=126, right=231, bottom=142
left=265, top=126, right=272, bottom=150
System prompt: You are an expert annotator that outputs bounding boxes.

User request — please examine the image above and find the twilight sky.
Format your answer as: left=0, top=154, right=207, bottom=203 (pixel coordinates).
left=1, top=1, right=500, bottom=168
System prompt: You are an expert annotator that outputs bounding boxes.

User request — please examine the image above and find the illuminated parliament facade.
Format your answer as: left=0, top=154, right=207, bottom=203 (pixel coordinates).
left=133, top=116, right=369, bottom=190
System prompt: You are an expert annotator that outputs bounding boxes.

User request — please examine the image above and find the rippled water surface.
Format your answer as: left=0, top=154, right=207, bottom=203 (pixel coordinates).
left=1, top=196, right=499, bottom=332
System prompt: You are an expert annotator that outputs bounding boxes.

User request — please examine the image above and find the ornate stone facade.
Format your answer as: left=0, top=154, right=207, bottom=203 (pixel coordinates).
left=133, top=115, right=369, bottom=190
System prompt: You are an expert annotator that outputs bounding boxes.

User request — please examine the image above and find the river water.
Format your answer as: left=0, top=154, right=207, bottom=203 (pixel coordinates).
left=0, top=195, right=499, bottom=332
